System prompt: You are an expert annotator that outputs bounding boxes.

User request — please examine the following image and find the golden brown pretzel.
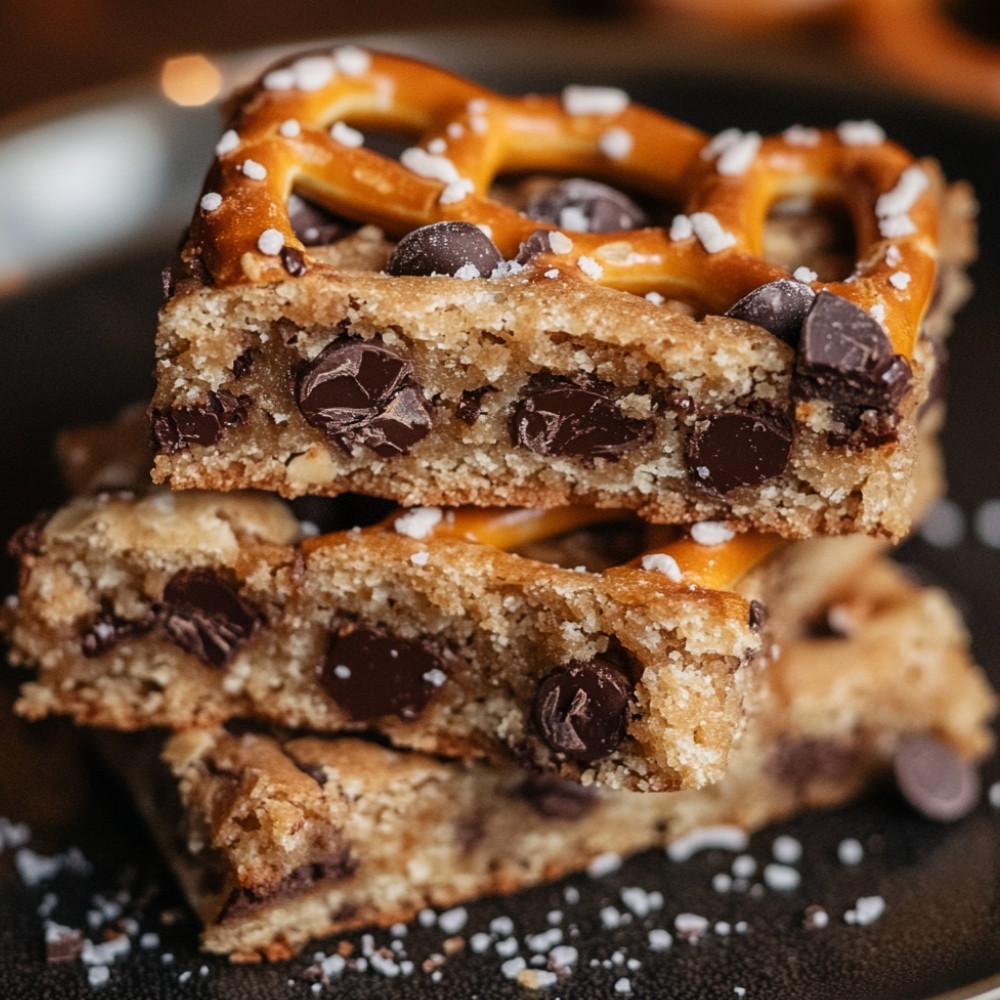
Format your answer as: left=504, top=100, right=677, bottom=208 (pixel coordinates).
left=189, top=47, right=939, bottom=357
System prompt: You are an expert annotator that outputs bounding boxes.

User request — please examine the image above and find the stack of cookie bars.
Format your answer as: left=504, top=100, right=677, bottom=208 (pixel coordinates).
left=4, top=48, right=996, bottom=960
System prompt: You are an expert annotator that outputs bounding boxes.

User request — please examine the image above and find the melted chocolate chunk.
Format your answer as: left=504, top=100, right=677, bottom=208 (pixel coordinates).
left=456, top=386, right=497, bottom=425
left=318, top=623, right=446, bottom=722
left=280, top=245, right=308, bottom=277
left=748, top=599, right=768, bottom=632
left=296, top=339, right=432, bottom=458
left=725, top=279, right=816, bottom=347
left=287, top=192, right=352, bottom=246
left=151, top=390, right=251, bottom=455
left=686, top=405, right=792, bottom=494
left=520, top=773, right=599, bottom=819
left=515, top=229, right=556, bottom=265
left=232, top=349, right=254, bottom=380
left=161, top=569, right=259, bottom=669
left=511, top=373, right=653, bottom=463
left=218, top=852, right=358, bottom=923
left=7, top=510, right=52, bottom=558
left=792, top=291, right=913, bottom=436
left=82, top=607, right=154, bottom=658
left=525, top=178, right=648, bottom=233
left=532, top=657, right=634, bottom=763
left=893, top=734, right=981, bottom=821
left=386, top=221, right=503, bottom=278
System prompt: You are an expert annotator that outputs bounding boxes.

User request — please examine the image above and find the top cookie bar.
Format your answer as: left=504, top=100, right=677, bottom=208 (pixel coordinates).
left=151, top=48, right=975, bottom=540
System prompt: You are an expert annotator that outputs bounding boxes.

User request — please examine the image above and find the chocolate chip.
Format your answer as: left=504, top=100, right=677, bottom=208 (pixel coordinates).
left=386, top=221, right=503, bottom=278
left=161, top=569, right=259, bottom=669
left=748, top=600, right=768, bottom=632
left=515, top=229, right=556, bottom=265
left=456, top=385, right=496, bottom=425
left=511, top=373, right=654, bottom=462
left=792, top=291, right=913, bottom=434
left=232, top=349, right=254, bottom=380
left=280, top=246, right=308, bottom=277
left=520, top=773, right=598, bottom=819
left=768, top=737, right=856, bottom=791
left=317, top=623, right=446, bottom=722
left=525, top=178, right=648, bottom=233
left=893, top=734, right=981, bottom=821
left=7, top=510, right=52, bottom=559
left=82, top=607, right=154, bottom=658
left=45, top=926, right=84, bottom=963
left=287, top=192, right=352, bottom=246
left=532, top=657, right=634, bottom=763
left=686, top=405, right=792, bottom=494
left=725, top=279, right=816, bottom=347
left=151, top=390, right=251, bottom=455
left=296, top=339, right=432, bottom=458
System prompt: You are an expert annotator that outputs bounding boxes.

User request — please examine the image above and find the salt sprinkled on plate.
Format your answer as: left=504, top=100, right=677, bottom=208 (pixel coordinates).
left=666, top=825, right=749, bottom=862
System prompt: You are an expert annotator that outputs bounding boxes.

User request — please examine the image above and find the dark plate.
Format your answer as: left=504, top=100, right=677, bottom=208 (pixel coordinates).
left=2, top=29, right=999, bottom=1000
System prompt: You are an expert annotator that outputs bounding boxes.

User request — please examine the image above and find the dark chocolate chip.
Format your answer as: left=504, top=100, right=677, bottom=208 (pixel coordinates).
left=296, top=339, right=432, bottom=458
left=532, top=657, right=634, bottom=763
left=520, top=773, right=599, bottom=819
left=686, top=405, right=792, bottom=494
left=317, top=623, right=446, bottom=722
left=511, top=373, right=653, bottom=463
left=792, top=291, right=913, bottom=433
left=232, top=349, right=254, bottom=380
left=725, top=279, right=816, bottom=347
left=893, top=734, right=981, bottom=821
left=161, top=569, right=259, bottom=669
left=748, top=600, right=768, bottom=632
left=287, top=192, right=352, bottom=246
left=151, top=390, right=251, bottom=455
left=456, top=386, right=497, bottom=425
left=515, top=229, right=557, bottom=265
left=525, top=178, right=648, bottom=233
left=81, top=607, right=154, bottom=658
left=7, top=510, right=52, bottom=559
left=386, top=221, right=503, bottom=278
left=280, top=245, right=308, bottom=277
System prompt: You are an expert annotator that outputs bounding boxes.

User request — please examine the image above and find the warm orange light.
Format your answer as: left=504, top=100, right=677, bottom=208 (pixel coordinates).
left=160, top=54, right=222, bottom=107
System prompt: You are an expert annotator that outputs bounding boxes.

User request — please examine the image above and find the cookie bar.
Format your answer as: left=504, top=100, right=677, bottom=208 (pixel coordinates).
left=105, top=558, right=996, bottom=960
left=6, top=485, right=769, bottom=792
left=150, top=48, right=976, bottom=540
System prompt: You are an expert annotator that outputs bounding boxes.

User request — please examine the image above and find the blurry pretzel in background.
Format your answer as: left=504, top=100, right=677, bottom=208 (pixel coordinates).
left=646, top=0, right=1000, bottom=117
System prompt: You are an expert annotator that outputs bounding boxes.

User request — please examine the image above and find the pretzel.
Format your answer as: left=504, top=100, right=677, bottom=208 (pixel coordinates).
left=190, top=47, right=938, bottom=357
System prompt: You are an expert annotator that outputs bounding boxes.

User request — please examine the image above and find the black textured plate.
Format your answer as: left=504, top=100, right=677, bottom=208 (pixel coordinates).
left=2, top=28, right=999, bottom=1000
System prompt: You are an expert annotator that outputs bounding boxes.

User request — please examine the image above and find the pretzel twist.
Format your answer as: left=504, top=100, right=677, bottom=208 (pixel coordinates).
left=190, top=48, right=940, bottom=357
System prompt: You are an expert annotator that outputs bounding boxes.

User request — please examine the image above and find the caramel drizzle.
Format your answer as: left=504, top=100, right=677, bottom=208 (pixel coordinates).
left=193, top=49, right=938, bottom=357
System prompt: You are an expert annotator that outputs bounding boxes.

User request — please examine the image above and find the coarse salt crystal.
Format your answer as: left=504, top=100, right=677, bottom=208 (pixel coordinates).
left=409, top=550, right=430, bottom=566
left=641, top=552, right=682, bottom=581
left=783, top=124, right=821, bottom=147
left=291, top=55, right=336, bottom=92
left=400, top=147, right=460, bottom=184
left=199, top=192, right=222, bottom=212
left=889, top=271, right=911, bottom=290
left=763, top=863, right=801, bottom=891
left=845, top=895, right=885, bottom=926
left=674, top=913, right=709, bottom=939
left=562, top=84, right=630, bottom=116
left=548, top=231, right=574, bottom=254
left=707, top=129, right=762, bottom=177
left=241, top=159, right=267, bottom=180
left=215, top=129, right=240, bottom=155
left=690, top=521, right=735, bottom=546
left=793, top=266, right=818, bottom=283
left=837, top=119, right=886, bottom=146
left=333, top=46, right=370, bottom=77
left=878, top=166, right=930, bottom=214
left=599, top=126, right=634, bottom=160
left=257, top=228, right=284, bottom=255
left=279, top=118, right=301, bottom=137
left=648, top=929, right=672, bottom=951
left=587, top=852, right=622, bottom=878
left=330, top=121, right=363, bottom=147
left=690, top=212, right=737, bottom=253
left=669, top=214, right=694, bottom=241
left=439, top=178, right=475, bottom=205
left=645, top=291, right=665, bottom=305
left=422, top=668, right=447, bottom=688
left=578, top=255, right=603, bottom=279
left=394, top=507, right=443, bottom=539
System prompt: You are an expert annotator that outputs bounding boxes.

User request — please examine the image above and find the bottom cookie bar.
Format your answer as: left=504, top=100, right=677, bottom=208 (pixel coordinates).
left=106, top=558, right=995, bottom=960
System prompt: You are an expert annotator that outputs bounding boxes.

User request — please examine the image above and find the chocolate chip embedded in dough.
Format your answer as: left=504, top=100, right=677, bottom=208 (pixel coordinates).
left=280, top=245, right=308, bottom=277
left=725, top=279, right=816, bottom=347
left=296, top=339, right=432, bottom=458
left=456, top=385, right=497, bottom=425
left=792, top=291, right=913, bottom=432
left=386, top=221, right=503, bottom=278
left=151, top=389, right=251, bottom=455
left=686, top=406, right=792, bottom=494
left=525, top=178, right=648, bottom=233
left=511, top=373, right=654, bottom=463
left=748, top=600, right=768, bottom=632
left=161, top=569, right=260, bottom=669
left=519, top=773, right=599, bottom=819
left=532, top=657, right=634, bottom=763
left=318, top=623, right=446, bottom=722
left=893, top=735, right=981, bottom=821
left=287, top=192, right=352, bottom=246
left=232, top=349, right=254, bottom=380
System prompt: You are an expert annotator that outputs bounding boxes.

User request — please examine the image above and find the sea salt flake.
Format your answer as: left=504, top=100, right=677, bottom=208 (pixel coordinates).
left=578, top=255, right=603, bottom=279
left=837, top=838, right=864, bottom=866
left=215, top=129, right=240, bottom=155
left=409, top=550, right=430, bottom=566
left=257, top=228, right=285, bottom=255
left=330, top=121, right=363, bottom=147
left=783, top=124, right=821, bottom=147
left=690, top=212, right=737, bottom=253
left=200, top=192, right=222, bottom=212
left=641, top=552, right=682, bottom=581
left=599, top=126, right=634, bottom=160
left=422, top=668, right=447, bottom=688
left=241, top=159, right=267, bottom=180
left=587, top=852, right=622, bottom=878
left=562, top=85, right=630, bottom=116
left=674, top=913, right=709, bottom=940
left=845, top=895, right=885, bottom=926
left=394, top=507, right=443, bottom=539
left=690, top=521, right=735, bottom=546
left=548, top=231, right=574, bottom=254
left=333, top=46, right=371, bottom=76
left=793, top=266, right=818, bottom=283
left=279, top=118, right=301, bottom=138
left=837, top=119, right=886, bottom=146
left=648, top=929, right=672, bottom=951
left=400, top=147, right=460, bottom=184
left=439, top=178, right=475, bottom=205
left=669, top=214, right=694, bottom=241
left=889, top=271, right=911, bottom=290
